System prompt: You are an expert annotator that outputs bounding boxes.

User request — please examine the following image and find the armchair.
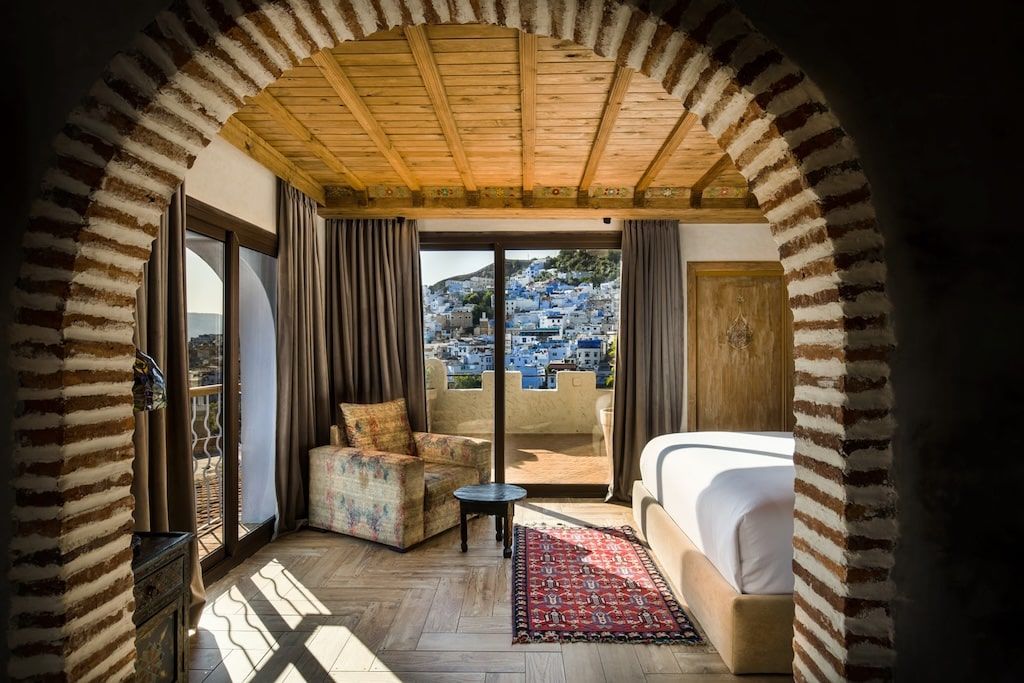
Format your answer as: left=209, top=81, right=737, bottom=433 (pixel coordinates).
left=309, top=425, right=491, bottom=550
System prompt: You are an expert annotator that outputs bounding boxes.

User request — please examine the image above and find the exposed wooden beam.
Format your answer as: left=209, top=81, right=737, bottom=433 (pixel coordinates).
left=311, top=50, right=421, bottom=192
left=219, top=118, right=326, bottom=205
left=519, top=32, right=538, bottom=198
left=320, top=205, right=767, bottom=221
left=689, top=152, right=733, bottom=208
left=635, top=112, right=699, bottom=195
left=404, top=25, right=478, bottom=192
left=322, top=184, right=765, bottom=222
left=250, top=90, right=365, bottom=191
left=578, top=65, right=634, bottom=194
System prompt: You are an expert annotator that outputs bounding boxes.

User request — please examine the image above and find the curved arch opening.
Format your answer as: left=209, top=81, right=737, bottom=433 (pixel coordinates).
left=6, top=2, right=896, bottom=680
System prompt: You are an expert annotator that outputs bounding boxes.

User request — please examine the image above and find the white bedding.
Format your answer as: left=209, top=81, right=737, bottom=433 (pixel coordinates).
left=639, top=431, right=796, bottom=595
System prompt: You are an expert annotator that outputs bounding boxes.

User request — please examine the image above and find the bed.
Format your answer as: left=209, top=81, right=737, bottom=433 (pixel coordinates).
left=632, top=431, right=796, bottom=674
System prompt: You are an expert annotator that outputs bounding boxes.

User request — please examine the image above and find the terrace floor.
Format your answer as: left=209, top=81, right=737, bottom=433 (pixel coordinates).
left=503, top=433, right=609, bottom=485
left=190, top=498, right=791, bottom=682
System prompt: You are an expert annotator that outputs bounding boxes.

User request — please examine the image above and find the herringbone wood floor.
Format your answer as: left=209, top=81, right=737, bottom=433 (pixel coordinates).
left=190, top=500, right=792, bottom=682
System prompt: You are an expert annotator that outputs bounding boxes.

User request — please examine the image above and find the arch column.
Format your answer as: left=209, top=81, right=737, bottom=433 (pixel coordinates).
left=7, top=1, right=896, bottom=680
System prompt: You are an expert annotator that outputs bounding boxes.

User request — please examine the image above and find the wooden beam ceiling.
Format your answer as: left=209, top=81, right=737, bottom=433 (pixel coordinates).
left=519, top=32, right=538, bottom=199
left=635, top=112, right=699, bottom=196
left=310, top=50, right=421, bottom=192
left=404, top=25, right=478, bottom=193
left=222, top=25, right=763, bottom=221
left=578, top=65, right=634, bottom=194
left=689, top=152, right=733, bottom=208
left=219, top=118, right=326, bottom=205
left=250, top=90, right=365, bottom=191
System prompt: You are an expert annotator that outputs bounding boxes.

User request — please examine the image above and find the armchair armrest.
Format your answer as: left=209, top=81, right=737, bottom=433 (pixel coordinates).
left=413, top=432, right=491, bottom=483
left=308, top=445, right=425, bottom=548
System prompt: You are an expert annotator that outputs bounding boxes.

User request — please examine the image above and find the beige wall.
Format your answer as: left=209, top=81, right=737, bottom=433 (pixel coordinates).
left=426, top=360, right=612, bottom=436
left=185, top=135, right=278, bottom=233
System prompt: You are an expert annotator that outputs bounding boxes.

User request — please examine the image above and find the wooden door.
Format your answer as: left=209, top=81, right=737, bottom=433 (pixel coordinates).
left=687, top=262, right=794, bottom=431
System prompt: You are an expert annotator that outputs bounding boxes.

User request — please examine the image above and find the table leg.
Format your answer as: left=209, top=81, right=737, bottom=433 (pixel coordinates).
left=495, top=512, right=503, bottom=542
left=503, top=504, right=514, bottom=558
left=460, top=509, right=468, bottom=553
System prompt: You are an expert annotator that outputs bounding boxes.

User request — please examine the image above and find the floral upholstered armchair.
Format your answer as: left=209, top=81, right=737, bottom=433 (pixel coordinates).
left=308, top=399, right=491, bottom=550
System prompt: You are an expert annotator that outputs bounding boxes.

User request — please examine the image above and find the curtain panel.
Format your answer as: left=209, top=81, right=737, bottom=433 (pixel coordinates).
left=132, top=183, right=206, bottom=626
left=609, top=219, right=686, bottom=501
left=325, top=218, right=427, bottom=431
left=274, top=181, right=331, bottom=534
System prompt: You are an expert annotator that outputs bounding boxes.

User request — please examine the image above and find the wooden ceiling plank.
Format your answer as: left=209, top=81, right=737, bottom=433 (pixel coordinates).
left=519, top=32, right=538, bottom=197
left=220, top=118, right=326, bottom=205
left=250, top=90, right=366, bottom=190
left=578, top=65, right=634, bottom=193
left=311, top=50, right=421, bottom=191
left=634, top=111, right=699, bottom=193
left=689, top=152, right=734, bottom=207
left=404, top=24, right=478, bottom=192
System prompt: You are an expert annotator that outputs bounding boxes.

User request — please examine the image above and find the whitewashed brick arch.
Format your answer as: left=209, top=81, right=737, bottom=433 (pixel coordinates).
left=6, top=0, right=896, bottom=680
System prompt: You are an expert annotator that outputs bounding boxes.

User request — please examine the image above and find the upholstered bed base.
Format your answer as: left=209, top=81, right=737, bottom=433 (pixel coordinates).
left=632, top=480, right=795, bottom=674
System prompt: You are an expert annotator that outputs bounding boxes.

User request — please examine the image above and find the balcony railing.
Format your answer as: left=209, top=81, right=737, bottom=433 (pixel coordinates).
left=425, top=359, right=613, bottom=436
left=190, top=384, right=223, bottom=536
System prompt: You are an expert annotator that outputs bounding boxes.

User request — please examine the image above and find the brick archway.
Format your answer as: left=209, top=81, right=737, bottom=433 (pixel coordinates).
left=7, top=1, right=896, bottom=680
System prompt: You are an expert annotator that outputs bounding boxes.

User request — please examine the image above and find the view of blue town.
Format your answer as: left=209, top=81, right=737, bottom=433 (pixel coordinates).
left=421, top=249, right=622, bottom=390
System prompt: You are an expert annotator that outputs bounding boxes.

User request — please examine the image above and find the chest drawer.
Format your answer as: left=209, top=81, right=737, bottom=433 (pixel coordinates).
left=134, top=555, right=185, bottom=625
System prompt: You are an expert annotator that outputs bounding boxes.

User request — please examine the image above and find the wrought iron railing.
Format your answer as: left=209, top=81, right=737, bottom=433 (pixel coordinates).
left=189, top=384, right=223, bottom=535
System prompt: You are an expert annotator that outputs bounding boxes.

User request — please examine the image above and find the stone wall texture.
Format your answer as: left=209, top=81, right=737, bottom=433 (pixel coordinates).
left=6, top=0, right=896, bottom=680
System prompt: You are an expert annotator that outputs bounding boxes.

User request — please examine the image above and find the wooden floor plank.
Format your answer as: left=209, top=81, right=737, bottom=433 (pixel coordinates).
left=597, top=643, right=645, bottom=683
left=191, top=500, right=750, bottom=683
left=381, top=588, right=436, bottom=650
left=371, top=651, right=526, bottom=673
left=526, top=652, right=567, bottom=683
left=423, top=576, right=468, bottom=633
left=331, top=602, right=399, bottom=671
left=560, top=643, right=606, bottom=683
left=415, top=632, right=559, bottom=652
left=457, top=615, right=511, bottom=633
left=462, top=566, right=498, bottom=617
left=634, top=644, right=683, bottom=674
left=330, top=674, right=485, bottom=682
left=485, top=675, right=526, bottom=683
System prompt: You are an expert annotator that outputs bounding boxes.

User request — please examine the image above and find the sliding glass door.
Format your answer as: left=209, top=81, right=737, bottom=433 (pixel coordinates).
left=185, top=199, right=277, bottom=576
left=185, top=232, right=227, bottom=559
left=420, top=249, right=497, bottom=477
left=503, top=248, right=621, bottom=487
left=420, top=234, right=621, bottom=494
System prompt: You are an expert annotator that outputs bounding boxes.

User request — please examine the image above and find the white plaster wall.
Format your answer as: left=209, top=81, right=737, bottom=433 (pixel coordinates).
left=185, top=135, right=278, bottom=234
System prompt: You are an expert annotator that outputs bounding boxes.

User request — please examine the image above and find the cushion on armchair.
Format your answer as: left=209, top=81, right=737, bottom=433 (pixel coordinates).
left=340, top=398, right=416, bottom=456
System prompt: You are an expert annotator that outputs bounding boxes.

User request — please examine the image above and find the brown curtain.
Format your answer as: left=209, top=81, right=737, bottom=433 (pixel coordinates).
left=275, top=181, right=331, bottom=534
left=133, top=183, right=206, bottom=626
left=609, top=219, right=685, bottom=501
left=325, top=218, right=427, bottom=431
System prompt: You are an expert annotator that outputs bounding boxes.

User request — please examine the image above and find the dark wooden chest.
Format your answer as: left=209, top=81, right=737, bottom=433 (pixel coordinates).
left=132, top=531, right=192, bottom=682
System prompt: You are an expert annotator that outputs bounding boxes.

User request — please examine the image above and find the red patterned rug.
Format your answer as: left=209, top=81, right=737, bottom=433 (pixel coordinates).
left=512, top=524, right=703, bottom=644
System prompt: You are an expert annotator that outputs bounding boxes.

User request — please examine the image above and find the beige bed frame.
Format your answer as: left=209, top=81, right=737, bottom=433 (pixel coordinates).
left=632, top=480, right=795, bottom=674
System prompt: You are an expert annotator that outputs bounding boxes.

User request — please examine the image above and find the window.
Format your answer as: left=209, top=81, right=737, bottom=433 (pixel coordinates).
left=185, top=198, right=277, bottom=576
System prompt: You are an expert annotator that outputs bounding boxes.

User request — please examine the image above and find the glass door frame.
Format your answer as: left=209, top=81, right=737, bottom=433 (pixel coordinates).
left=186, top=197, right=277, bottom=583
left=420, top=231, right=622, bottom=498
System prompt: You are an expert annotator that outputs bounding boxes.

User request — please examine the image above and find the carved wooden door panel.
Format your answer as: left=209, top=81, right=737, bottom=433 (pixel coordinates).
left=687, top=262, right=794, bottom=431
